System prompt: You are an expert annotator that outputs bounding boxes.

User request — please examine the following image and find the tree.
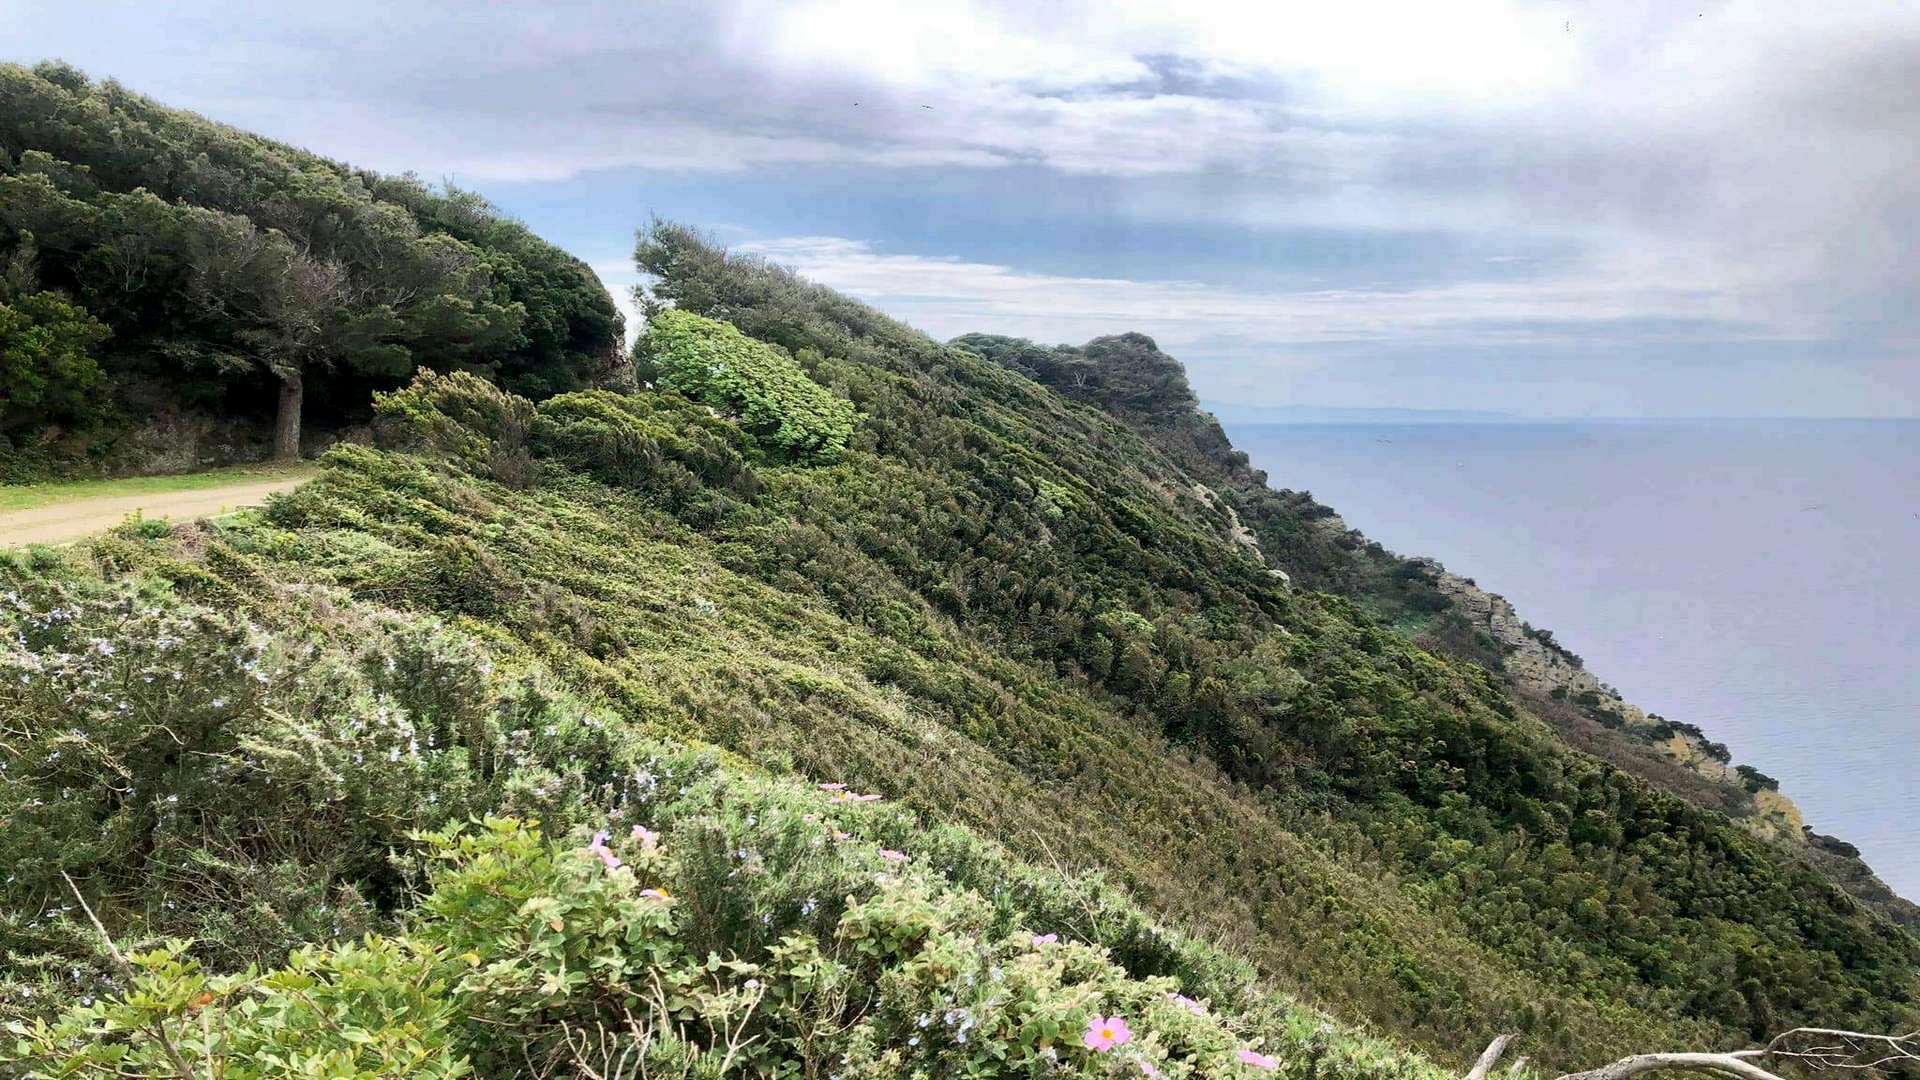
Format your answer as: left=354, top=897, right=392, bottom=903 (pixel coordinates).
left=258, top=248, right=352, bottom=460
left=176, top=201, right=512, bottom=460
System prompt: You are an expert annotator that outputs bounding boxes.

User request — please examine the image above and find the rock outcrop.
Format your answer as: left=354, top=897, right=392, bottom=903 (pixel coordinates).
left=1422, top=560, right=1808, bottom=844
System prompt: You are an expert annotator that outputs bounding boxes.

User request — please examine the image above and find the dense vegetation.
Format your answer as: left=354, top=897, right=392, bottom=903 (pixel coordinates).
left=0, top=61, right=622, bottom=475
left=944, top=329, right=1920, bottom=925
left=946, top=331, right=1512, bottom=671
left=3, top=214, right=1914, bottom=1076
left=637, top=308, right=858, bottom=463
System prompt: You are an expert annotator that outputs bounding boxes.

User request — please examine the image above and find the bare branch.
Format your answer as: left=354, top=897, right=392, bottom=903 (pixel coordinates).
left=1555, top=1051, right=1786, bottom=1080
left=1536, top=1025, right=1920, bottom=1080
left=1751, top=1028, right=1920, bottom=1072
left=63, top=872, right=202, bottom=1080
left=1467, top=1033, right=1518, bottom=1080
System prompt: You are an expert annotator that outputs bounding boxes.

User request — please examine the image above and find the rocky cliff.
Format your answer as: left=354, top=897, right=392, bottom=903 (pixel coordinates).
left=1422, top=562, right=1814, bottom=840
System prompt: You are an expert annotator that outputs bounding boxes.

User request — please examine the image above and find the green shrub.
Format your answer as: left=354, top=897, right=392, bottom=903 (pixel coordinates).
left=9, top=936, right=467, bottom=1078
left=636, top=309, right=856, bottom=463
left=373, top=369, right=537, bottom=486
left=0, top=290, right=111, bottom=437
left=532, top=388, right=760, bottom=508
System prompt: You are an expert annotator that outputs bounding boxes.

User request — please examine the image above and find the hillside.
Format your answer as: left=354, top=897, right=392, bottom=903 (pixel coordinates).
left=3, top=218, right=1915, bottom=1077
left=947, top=331, right=1919, bottom=930
left=0, top=61, right=623, bottom=478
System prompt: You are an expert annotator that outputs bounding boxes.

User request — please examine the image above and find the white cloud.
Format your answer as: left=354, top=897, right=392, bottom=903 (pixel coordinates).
left=735, top=234, right=1783, bottom=348
left=724, top=234, right=1915, bottom=417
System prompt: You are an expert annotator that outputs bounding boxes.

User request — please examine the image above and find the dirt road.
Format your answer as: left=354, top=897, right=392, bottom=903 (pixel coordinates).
left=0, top=476, right=310, bottom=547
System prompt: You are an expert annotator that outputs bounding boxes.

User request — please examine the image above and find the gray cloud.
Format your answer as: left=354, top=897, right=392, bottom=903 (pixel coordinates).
left=2, top=0, right=1916, bottom=413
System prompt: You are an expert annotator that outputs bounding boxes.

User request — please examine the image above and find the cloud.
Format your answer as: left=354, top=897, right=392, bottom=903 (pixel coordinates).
left=3, top=0, right=1916, bottom=412
left=723, top=234, right=1916, bottom=417
left=734, top=234, right=1779, bottom=349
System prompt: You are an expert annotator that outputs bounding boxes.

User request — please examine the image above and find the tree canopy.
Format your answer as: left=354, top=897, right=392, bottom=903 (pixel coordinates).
left=0, top=61, right=622, bottom=463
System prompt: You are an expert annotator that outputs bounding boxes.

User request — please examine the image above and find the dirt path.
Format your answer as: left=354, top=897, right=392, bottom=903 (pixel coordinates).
left=0, top=476, right=311, bottom=547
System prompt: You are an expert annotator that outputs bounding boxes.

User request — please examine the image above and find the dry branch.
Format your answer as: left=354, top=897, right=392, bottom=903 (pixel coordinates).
left=1466, top=1025, right=1920, bottom=1080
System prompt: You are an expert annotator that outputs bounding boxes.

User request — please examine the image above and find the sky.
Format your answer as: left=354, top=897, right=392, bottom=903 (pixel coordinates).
left=5, top=1, right=1919, bottom=417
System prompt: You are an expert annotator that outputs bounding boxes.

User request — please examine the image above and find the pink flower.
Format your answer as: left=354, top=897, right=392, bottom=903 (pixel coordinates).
left=1137, top=1061, right=1162, bottom=1078
left=640, top=887, right=672, bottom=902
left=585, top=830, right=621, bottom=871
left=593, top=849, right=621, bottom=870
left=1082, top=1015, right=1133, bottom=1051
left=818, top=782, right=847, bottom=791
left=855, top=792, right=883, bottom=802
left=1031, top=933, right=1058, bottom=946
left=832, top=830, right=853, bottom=841
left=1236, top=1048, right=1279, bottom=1070
left=877, top=848, right=908, bottom=863
left=1166, top=992, right=1206, bottom=1015
left=630, top=824, right=658, bottom=846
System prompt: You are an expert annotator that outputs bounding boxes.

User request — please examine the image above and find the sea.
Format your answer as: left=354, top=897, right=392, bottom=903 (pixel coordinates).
left=1222, top=418, right=1920, bottom=901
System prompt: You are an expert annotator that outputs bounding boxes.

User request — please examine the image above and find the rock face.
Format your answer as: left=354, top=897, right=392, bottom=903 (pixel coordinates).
left=1423, top=560, right=1808, bottom=844
left=1426, top=562, right=1627, bottom=706
left=1192, top=483, right=1264, bottom=558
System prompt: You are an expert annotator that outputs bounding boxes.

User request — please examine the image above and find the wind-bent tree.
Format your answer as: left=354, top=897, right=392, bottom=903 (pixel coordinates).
left=255, top=249, right=349, bottom=460
left=177, top=196, right=513, bottom=459
left=0, top=60, right=621, bottom=458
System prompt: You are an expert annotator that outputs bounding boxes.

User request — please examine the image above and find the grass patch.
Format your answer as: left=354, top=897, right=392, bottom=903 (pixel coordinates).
left=0, top=462, right=316, bottom=512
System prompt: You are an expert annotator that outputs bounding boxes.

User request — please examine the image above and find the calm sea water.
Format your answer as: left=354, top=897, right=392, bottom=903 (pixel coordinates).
left=1224, top=419, right=1920, bottom=901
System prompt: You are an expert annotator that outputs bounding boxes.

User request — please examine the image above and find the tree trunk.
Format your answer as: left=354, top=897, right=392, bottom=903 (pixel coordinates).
left=274, top=370, right=303, bottom=462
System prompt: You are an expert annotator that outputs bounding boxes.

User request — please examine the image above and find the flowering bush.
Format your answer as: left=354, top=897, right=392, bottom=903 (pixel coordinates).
left=7, top=794, right=1419, bottom=1078
left=0, top=575, right=647, bottom=1015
